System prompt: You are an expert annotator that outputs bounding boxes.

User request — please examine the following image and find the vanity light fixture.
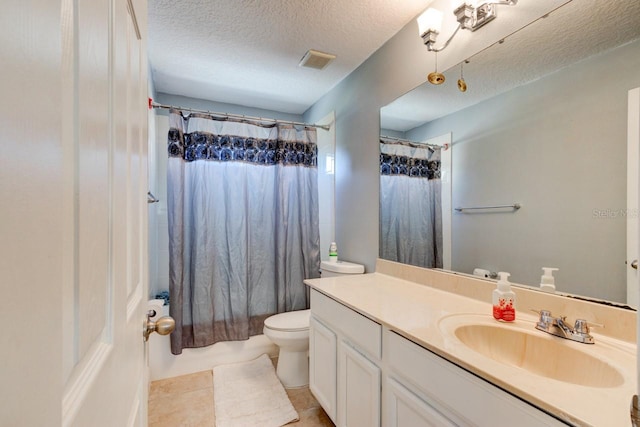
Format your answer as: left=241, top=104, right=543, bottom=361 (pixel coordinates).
left=418, top=1, right=518, bottom=52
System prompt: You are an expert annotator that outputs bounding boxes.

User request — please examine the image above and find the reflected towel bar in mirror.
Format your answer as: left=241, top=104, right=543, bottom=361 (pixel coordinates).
left=455, top=203, right=521, bottom=212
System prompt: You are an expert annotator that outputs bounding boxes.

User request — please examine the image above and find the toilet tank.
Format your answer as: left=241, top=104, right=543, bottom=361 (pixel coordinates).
left=320, top=260, right=365, bottom=278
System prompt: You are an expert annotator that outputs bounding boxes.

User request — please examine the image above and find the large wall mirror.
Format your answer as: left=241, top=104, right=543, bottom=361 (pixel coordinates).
left=380, top=1, right=640, bottom=307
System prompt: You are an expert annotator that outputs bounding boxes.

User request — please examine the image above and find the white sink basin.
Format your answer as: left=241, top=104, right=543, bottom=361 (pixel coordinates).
left=439, top=315, right=624, bottom=388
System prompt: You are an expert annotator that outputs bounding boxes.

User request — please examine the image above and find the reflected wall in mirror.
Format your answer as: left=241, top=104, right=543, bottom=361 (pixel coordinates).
left=380, top=1, right=640, bottom=306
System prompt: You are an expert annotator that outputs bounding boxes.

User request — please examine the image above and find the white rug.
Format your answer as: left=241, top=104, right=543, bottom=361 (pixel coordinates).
left=213, top=354, right=299, bottom=427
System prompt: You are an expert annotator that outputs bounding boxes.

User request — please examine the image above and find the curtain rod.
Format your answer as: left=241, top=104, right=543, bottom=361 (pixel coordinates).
left=380, top=135, right=448, bottom=150
left=151, top=101, right=331, bottom=131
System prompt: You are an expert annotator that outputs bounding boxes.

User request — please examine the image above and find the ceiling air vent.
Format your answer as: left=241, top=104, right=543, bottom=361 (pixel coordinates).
left=299, top=49, right=336, bottom=70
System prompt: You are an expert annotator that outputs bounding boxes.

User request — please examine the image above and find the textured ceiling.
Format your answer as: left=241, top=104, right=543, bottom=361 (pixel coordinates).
left=381, top=0, right=640, bottom=132
left=148, top=0, right=434, bottom=114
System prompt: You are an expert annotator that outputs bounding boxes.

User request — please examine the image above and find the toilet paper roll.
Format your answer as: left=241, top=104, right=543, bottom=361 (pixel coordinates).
left=147, top=299, right=165, bottom=321
left=473, top=268, right=491, bottom=278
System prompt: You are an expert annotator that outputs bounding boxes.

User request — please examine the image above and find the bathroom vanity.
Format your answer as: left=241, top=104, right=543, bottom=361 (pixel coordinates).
left=305, top=261, right=636, bottom=427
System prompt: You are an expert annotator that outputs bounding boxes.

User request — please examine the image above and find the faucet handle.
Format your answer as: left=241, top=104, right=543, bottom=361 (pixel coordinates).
left=531, top=309, right=554, bottom=327
left=574, top=319, right=604, bottom=335
left=530, top=308, right=552, bottom=316
left=542, top=310, right=554, bottom=322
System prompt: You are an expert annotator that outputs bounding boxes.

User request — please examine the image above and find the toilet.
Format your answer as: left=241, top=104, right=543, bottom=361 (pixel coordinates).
left=263, top=260, right=365, bottom=388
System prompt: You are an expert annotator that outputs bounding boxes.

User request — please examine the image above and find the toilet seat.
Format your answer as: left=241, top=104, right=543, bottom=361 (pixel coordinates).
left=263, top=309, right=310, bottom=332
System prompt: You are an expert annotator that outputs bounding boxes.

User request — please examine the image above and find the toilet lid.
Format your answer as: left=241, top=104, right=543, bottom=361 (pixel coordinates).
left=264, top=309, right=310, bottom=332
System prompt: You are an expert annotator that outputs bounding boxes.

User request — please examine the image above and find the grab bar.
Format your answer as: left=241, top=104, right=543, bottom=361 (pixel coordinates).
left=455, top=203, right=520, bottom=212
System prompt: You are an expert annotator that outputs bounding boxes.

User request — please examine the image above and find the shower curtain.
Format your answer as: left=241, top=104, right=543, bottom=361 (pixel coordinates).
left=167, top=110, right=320, bottom=355
left=379, top=139, right=443, bottom=269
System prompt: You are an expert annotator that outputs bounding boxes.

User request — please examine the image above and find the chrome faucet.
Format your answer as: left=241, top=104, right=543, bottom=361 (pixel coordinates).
left=533, top=310, right=601, bottom=344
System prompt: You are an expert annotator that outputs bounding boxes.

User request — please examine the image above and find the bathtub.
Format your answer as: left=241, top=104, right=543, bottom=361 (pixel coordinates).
left=148, top=304, right=278, bottom=381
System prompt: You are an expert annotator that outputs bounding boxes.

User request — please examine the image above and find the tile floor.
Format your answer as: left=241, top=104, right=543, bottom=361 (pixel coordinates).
left=149, top=367, right=334, bottom=427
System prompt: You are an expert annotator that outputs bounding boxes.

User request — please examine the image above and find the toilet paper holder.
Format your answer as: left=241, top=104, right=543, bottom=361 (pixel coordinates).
left=143, top=309, right=175, bottom=341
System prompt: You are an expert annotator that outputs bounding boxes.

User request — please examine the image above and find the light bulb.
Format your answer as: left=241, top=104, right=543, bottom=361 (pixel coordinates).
left=417, top=8, right=443, bottom=36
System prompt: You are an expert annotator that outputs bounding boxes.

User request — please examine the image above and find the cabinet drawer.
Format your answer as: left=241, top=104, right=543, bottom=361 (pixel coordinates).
left=311, top=289, right=382, bottom=359
left=386, top=330, right=566, bottom=427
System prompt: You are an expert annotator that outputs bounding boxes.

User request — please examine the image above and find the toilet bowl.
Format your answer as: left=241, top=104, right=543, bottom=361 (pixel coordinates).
left=263, top=309, right=311, bottom=388
left=263, top=260, right=365, bottom=388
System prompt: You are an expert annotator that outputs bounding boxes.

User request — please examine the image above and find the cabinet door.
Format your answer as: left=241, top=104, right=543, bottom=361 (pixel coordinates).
left=338, top=340, right=381, bottom=427
left=385, top=377, right=456, bottom=427
left=310, top=316, right=337, bottom=423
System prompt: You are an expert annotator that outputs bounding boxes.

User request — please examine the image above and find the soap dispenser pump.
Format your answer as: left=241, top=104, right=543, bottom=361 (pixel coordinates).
left=492, top=272, right=516, bottom=322
left=540, top=267, right=559, bottom=293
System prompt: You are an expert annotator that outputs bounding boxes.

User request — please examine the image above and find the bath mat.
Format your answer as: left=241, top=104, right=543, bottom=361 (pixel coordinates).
left=213, top=354, right=299, bottom=427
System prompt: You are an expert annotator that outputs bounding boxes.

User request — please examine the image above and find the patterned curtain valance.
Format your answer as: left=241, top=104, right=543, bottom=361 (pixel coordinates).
left=168, top=129, right=317, bottom=167
left=379, top=139, right=441, bottom=179
left=379, top=153, right=441, bottom=179
left=167, top=110, right=318, bottom=167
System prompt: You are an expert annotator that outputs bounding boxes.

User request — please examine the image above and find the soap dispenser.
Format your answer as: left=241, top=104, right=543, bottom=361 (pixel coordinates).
left=540, top=267, right=559, bottom=293
left=492, top=272, right=516, bottom=322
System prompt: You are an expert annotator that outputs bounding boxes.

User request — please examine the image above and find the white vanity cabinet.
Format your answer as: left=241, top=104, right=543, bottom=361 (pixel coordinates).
left=309, top=289, right=567, bottom=427
left=310, top=289, right=382, bottom=427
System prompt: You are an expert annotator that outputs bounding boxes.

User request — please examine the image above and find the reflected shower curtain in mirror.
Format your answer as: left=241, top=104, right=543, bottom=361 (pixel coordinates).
left=379, top=139, right=442, bottom=268
left=167, top=110, right=320, bottom=355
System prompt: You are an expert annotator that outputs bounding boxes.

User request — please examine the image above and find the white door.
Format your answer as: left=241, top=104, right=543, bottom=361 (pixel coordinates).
left=628, top=87, right=640, bottom=307
left=0, top=0, right=149, bottom=426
